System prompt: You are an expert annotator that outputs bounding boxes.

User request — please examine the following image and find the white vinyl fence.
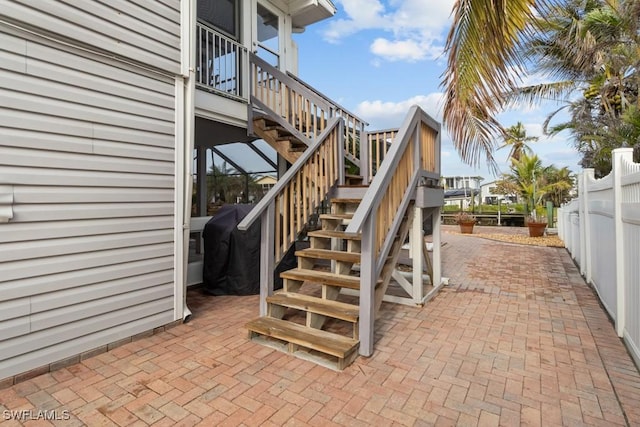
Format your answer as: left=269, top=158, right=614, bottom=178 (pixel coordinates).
left=558, top=148, right=640, bottom=367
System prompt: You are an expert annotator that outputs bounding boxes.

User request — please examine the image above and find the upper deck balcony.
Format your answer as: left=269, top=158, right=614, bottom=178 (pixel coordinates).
left=196, top=21, right=248, bottom=102
left=194, top=0, right=336, bottom=126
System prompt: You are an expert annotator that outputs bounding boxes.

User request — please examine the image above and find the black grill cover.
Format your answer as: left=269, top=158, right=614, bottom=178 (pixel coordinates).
left=202, top=204, right=260, bottom=295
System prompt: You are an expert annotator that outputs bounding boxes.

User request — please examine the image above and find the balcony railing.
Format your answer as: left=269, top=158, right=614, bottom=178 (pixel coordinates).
left=196, top=22, right=248, bottom=100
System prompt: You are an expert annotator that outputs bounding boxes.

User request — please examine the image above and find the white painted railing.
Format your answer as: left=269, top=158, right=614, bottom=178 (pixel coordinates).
left=196, top=22, right=248, bottom=100
left=558, top=148, right=640, bottom=367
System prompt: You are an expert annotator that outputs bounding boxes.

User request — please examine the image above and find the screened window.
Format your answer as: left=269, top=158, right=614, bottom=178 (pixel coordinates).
left=198, top=0, right=239, bottom=39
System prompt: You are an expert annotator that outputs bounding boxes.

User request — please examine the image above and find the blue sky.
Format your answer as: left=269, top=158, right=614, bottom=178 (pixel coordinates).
left=289, top=0, right=583, bottom=183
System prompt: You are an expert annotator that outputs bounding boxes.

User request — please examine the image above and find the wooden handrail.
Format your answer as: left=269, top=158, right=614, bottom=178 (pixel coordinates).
left=346, top=106, right=440, bottom=240
left=238, top=117, right=344, bottom=247
left=346, top=106, right=440, bottom=357
left=250, top=54, right=368, bottom=179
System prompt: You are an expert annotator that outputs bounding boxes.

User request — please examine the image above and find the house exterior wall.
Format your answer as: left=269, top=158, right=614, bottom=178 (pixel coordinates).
left=0, top=0, right=183, bottom=381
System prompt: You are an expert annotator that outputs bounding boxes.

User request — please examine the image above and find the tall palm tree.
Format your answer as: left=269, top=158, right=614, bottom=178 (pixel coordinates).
left=499, top=121, right=538, bottom=162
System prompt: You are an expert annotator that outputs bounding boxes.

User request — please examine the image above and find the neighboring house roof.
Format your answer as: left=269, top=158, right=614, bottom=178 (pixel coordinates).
left=255, top=175, right=277, bottom=185
left=444, top=188, right=479, bottom=198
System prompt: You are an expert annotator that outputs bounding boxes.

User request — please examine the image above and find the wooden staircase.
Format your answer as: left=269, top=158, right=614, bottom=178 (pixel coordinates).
left=240, top=53, right=443, bottom=371
left=252, top=115, right=308, bottom=164
left=245, top=196, right=413, bottom=370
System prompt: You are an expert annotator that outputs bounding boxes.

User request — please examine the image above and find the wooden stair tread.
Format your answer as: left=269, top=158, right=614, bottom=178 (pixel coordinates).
left=268, top=292, right=359, bottom=322
left=296, top=248, right=360, bottom=263
left=246, top=317, right=358, bottom=358
left=263, top=125, right=290, bottom=134
left=319, top=213, right=353, bottom=220
left=307, top=229, right=362, bottom=240
left=280, top=268, right=361, bottom=289
left=330, top=198, right=362, bottom=204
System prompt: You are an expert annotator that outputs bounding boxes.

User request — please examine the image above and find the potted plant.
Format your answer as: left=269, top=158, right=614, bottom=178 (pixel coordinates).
left=455, top=211, right=476, bottom=234
left=526, top=207, right=547, bottom=237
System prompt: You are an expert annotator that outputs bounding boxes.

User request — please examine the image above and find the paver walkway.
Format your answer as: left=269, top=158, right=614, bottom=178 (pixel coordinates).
left=1, top=226, right=639, bottom=426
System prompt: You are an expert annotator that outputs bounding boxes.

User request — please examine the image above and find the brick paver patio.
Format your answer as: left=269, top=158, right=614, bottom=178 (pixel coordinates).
left=1, top=226, right=639, bottom=426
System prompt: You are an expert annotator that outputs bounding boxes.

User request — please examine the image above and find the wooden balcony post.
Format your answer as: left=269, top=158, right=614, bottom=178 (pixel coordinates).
left=337, top=119, right=345, bottom=185
left=360, top=127, right=369, bottom=185
left=259, top=202, right=276, bottom=316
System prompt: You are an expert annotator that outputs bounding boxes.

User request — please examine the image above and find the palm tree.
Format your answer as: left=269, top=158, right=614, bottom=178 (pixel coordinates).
left=442, top=0, right=640, bottom=173
left=541, top=165, right=575, bottom=206
left=499, top=122, right=538, bottom=162
left=495, top=153, right=545, bottom=214
left=441, top=0, right=548, bottom=173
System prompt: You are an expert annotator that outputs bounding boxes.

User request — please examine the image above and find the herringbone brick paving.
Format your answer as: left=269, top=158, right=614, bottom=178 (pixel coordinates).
left=1, top=226, right=639, bottom=426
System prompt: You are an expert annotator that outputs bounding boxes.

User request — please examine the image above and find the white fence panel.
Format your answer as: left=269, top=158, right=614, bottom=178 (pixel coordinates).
left=570, top=212, right=581, bottom=264
left=558, top=148, right=640, bottom=368
left=620, top=155, right=640, bottom=368
left=623, top=220, right=640, bottom=367
left=585, top=173, right=617, bottom=319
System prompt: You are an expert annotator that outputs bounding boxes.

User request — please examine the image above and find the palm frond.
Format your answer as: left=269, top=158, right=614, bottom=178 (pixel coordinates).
left=442, top=0, right=544, bottom=171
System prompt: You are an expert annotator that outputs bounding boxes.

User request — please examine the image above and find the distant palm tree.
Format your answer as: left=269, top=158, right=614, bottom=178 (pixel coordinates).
left=496, top=153, right=545, bottom=214
left=499, top=122, right=538, bottom=162
left=541, top=165, right=574, bottom=207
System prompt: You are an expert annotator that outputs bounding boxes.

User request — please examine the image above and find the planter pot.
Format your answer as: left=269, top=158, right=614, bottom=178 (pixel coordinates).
left=458, top=220, right=475, bottom=234
left=527, top=222, right=546, bottom=237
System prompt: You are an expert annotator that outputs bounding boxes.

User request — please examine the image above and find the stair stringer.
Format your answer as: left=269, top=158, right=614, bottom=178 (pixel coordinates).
left=251, top=97, right=314, bottom=163
left=373, top=202, right=415, bottom=312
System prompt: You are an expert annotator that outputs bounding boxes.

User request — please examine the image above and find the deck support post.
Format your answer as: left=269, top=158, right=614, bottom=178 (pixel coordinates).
left=410, top=206, right=424, bottom=304
left=259, top=202, right=276, bottom=316
left=359, top=211, right=376, bottom=356
left=432, top=206, right=442, bottom=289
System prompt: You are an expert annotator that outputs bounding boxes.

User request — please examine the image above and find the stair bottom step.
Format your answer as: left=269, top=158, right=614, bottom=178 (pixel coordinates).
left=246, top=317, right=359, bottom=370
left=249, top=333, right=358, bottom=371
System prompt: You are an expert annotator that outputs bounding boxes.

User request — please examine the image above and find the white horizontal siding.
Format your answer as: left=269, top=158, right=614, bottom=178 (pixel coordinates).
left=1, top=243, right=174, bottom=286
left=0, top=216, right=173, bottom=244
left=31, top=271, right=174, bottom=313
left=0, top=167, right=174, bottom=189
left=0, top=22, right=180, bottom=381
left=0, top=257, right=175, bottom=301
left=1, top=89, right=175, bottom=134
left=1, top=0, right=181, bottom=74
left=0, top=146, right=174, bottom=175
left=0, top=229, right=174, bottom=263
left=0, top=298, right=174, bottom=362
left=12, top=187, right=174, bottom=204
left=2, top=311, right=174, bottom=383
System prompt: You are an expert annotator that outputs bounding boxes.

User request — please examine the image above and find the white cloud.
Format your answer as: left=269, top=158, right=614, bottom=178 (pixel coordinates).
left=354, top=93, right=444, bottom=129
left=323, top=0, right=454, bottom=62
left=370, top=38, right=426, bottom=62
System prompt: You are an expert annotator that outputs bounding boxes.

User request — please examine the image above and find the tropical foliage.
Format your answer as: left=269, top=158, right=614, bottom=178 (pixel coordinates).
left=442, top=0, right=545, bottom=173
left=443, top=0, right=640, bottom=176
left=494, top=153, right=575, bottom=213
